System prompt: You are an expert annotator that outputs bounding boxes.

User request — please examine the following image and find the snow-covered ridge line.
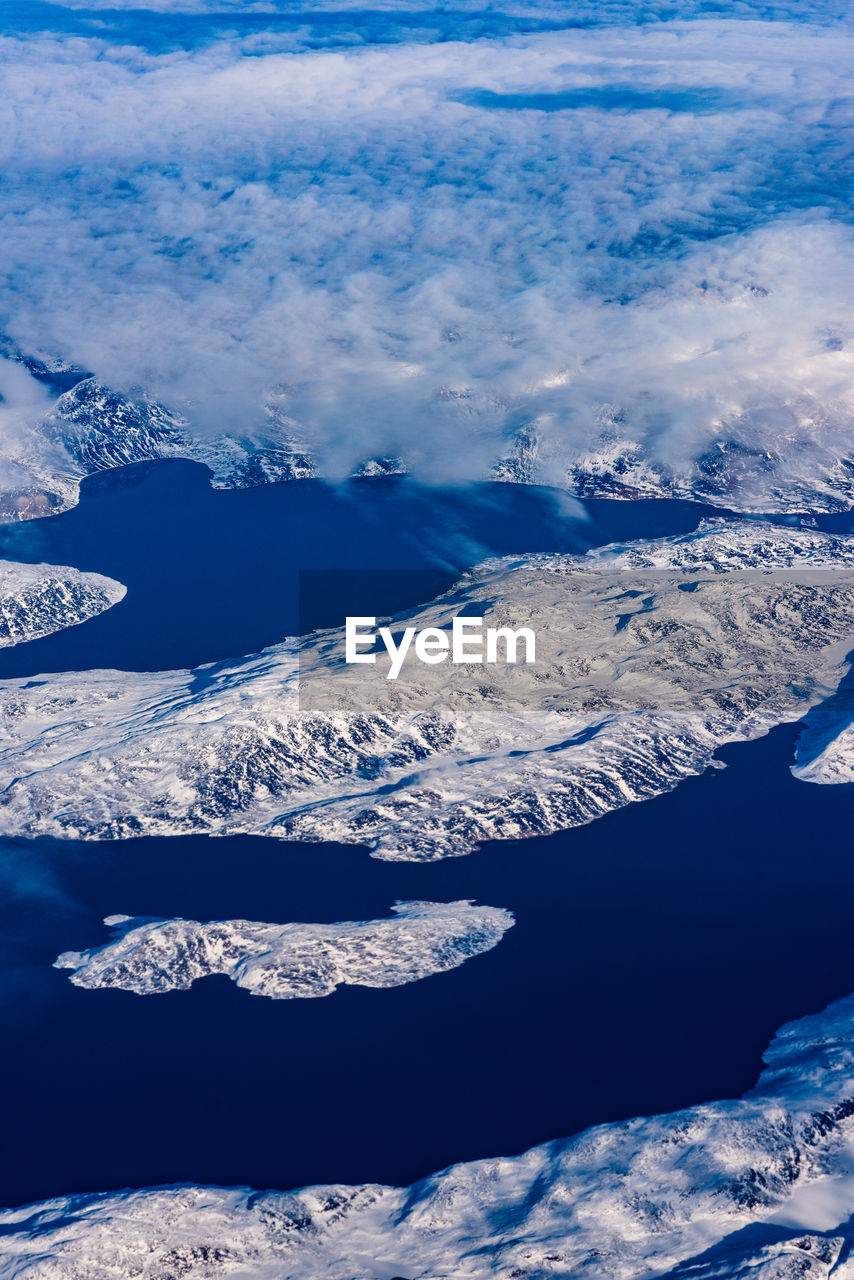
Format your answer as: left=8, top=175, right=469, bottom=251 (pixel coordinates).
left=53, top=901, right=513, bottom=999
left=0, top=375, right=397, bottom=521
left=0, top=521, right=852, bottom=856
left=7, top=985, right=854, bottom=1277
left=790, top=702, right=854, bottom=785
left=0, top=561, right=125, bottom=647
left=5, top=370, right=854, bottom=522
left=580, top=517, right=854, bottom=570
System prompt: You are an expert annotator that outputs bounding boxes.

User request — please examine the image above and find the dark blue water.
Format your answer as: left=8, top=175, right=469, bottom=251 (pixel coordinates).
left=4, top=723, right=854, bottom=1208
left=2, top=462, right=853, bottom=1210
left=0, top=459, right=735, bottom=678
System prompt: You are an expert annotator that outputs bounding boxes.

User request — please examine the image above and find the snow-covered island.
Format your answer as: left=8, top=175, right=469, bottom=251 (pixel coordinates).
left=0, top=521, right=853, bottom=856
left=0, top=561, right=125, bottom=647
left=6, top=984, right=854, bottom=1277
left=53, top=901, right=513, bottom=999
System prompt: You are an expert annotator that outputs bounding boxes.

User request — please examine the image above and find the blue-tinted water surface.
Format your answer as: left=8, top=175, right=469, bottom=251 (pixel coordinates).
left=3, top=723, right=854, bottom=1208
left=1, top=462, right=851, bottom=1210
left=0, top=460, right=733, bottom=677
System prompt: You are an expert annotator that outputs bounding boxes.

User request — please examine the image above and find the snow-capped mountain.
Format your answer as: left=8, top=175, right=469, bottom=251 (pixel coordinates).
left=0, top=561, right=125, bottom=647
left=0, top=521, right=851, bottom=855
left=504, top=425, right=854, bottom=515
left=0, top=372, right=318, bottom=521
left=44, top=379, right=189, bottom=475
left=46, top=378, right=315, bottom=504
left=6, top=983, right=854, bottom=1277
left=6, top=358, right=854, bottom=520
left=54, top=900, right=513, bottom=999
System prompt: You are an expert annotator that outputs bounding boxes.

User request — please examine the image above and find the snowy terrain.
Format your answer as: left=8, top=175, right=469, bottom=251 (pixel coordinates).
left=53, top=901, right=513, bottom=999
left=7, top=985, right=854, bottom=1277
left=7, top=370, right=854, bottom=520
left=0, top=521, right=852, bottom=856
left=0, top=561, right=125, bottom=647
left=495, top=412, right=854, bottom=516
left=0, top=376, right=317, bottom=521
left=791, top=705, right=854, bottom=785
left=0, top=371, right=414, bottom=521
left=2, top=2, right=853, bottom=1274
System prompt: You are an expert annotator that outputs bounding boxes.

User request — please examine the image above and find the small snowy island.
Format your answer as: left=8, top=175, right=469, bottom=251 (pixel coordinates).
left=54, top=901, right=514, bottom=999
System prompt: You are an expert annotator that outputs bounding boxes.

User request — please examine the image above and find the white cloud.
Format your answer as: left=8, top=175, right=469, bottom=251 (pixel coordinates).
left=0, top=15, right=852, bottom=489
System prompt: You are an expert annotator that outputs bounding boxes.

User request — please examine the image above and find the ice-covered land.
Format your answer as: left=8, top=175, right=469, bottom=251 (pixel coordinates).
left=0, top=372, right=421, bottom=522
left=791, top=704, right=854, bottom=785
left=7, top=986, right=854, bottom=1277
left=6, top=367, right=854, bottom=523
left=0, top=561, right=125, bottom=647
left=0, top=521, right=853, bottom=857
left=53, top=901, right=513, bottom=999
left=0, top=375, right=320, bottom=522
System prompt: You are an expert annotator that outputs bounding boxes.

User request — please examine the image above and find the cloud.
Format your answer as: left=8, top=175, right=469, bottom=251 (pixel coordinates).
left=0, top=10, right=852, bottom=489
left=25, top=0, right=854, bottom=19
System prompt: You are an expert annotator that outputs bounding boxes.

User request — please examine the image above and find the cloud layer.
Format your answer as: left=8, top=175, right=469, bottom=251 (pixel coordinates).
left=1, top=4, right=852, bottom=491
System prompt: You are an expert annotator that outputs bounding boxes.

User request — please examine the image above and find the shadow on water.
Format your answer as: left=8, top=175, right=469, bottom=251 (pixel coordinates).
left=3, top=720, right=854, bottom=1207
